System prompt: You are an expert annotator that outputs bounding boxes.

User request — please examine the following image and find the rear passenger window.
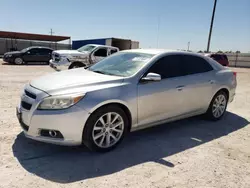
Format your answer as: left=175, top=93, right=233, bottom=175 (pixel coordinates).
left=110, top=49, right=118, bottom=54
left=94, top=48, right=107, bottom=57
left=182, top=55, right=213, bottom=75
left=147, top=55, right=184, bottom=79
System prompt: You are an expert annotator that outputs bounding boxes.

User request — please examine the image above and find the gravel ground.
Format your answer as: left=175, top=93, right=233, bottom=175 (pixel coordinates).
left=0, top=60, right=250, bottom=188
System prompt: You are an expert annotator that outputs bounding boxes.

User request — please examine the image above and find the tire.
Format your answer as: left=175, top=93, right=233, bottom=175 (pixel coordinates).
left=205, top=90, right=228, bottom=121
left=82, top=105, right=129, bottom=152
left=14, top=57, right=24, bottom=65
left=68, top=62, right=85, bottom=69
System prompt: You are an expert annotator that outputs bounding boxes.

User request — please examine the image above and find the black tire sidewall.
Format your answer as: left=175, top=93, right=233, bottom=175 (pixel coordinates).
left=82, top=105, right=129, bottom=152
left=206, top=91, right=228, bottom=120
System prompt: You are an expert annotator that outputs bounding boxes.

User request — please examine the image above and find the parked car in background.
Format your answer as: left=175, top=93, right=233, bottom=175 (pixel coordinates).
left=49, top=44, right=119, bottom=71
left=3, top=46, right=53, bottom=65
left=17, top=49, right=236, bottom=152
left=205, top=53, right=229, bottom=66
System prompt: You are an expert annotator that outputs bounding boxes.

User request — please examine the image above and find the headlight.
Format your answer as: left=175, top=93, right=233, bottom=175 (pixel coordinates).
left=6, top=54, right=12, bottom=57
left=37, top=94, right=85, bottom=110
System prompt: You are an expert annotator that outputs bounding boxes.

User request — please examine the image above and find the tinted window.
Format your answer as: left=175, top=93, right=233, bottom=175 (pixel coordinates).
left=38, top=48, right=52, bottom=55
left=147, top=55, right=184, bottom=79
left=94, top=48, right=107, bottom=57
left=222, top=55, right=228, bottom=60
left=110, top=49, right=118, bottom=54
left=182, top=55, right=213, bottom=75
left=28, top=48, right=39, bottom=55
left=211, top=54, right=221, bottom=61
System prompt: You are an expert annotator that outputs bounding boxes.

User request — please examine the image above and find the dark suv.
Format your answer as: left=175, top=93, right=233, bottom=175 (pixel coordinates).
left=205, top=53, right=229, bottom=66
left=3, top=46, right=53, bottom=65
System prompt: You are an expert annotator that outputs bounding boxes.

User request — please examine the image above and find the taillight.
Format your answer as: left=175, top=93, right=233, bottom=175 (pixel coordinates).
left=233, top=72, right=237, bottom=76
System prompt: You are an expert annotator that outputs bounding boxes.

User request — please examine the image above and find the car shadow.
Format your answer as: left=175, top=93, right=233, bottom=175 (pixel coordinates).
left=12, top=112, right=248, bottom=183
left=1, top=62, right=48, bottom=66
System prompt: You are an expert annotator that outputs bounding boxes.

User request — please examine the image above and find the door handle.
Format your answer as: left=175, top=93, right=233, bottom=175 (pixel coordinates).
left=176, top=85, right=185, bottom=91
left=209, top=80, right=215, bottom=84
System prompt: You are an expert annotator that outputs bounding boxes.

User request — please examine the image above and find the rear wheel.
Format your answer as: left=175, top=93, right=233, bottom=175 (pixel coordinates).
left=68, top=62, right=85, bottom=69
left=82, top=105, right=129, bottom=152
left=206, top=91, right=228, bottom=120
left=14, top=57, right=24, bottom=65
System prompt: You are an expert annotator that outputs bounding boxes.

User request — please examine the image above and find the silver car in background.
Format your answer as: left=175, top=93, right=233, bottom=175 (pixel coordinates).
left=17, top=49, right=237, bottom=151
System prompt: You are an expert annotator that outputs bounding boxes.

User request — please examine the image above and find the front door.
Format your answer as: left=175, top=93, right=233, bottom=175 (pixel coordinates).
left=91, top=48, right=108, bottom=64
left=23, top=48, right=39, bottom=62
left=137, top=55, right=188, bottom=127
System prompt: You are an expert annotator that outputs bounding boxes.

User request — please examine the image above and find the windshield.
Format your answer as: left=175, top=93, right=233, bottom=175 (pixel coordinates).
left=88, top=52, right=154, bottom=77
left=20, top=47, right=30, bottom=53
left=77, top=45, right=96, bottom=52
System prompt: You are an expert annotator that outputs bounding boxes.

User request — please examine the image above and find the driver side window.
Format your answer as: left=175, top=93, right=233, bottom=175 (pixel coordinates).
left=146, top=55, right=183, bottom=79
left=28, top=49, right=39, bottom=55
left=94, top=48, right=108, bottom=57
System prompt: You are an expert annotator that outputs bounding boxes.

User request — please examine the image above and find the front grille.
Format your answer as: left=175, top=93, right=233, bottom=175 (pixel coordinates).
left=24, top=90, right=36, bottom=99
left=21, top=101, right=32, bottom=110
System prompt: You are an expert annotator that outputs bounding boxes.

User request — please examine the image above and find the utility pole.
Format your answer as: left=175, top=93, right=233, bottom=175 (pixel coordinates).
left=49, top=28, right=54, bottom=36
left=49, top=29, right=54, bottom=48
left=187, top=41, right=190, bottom=51
left=156, top=16, right=160, bottom=48
left=206, top=0, right=217, bottom=53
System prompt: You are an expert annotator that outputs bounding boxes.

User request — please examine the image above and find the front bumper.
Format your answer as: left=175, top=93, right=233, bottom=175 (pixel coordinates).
left=16, top=85, right=91, bottom=146
left=49, top=59, right=70, bottom=71
left=2, top=56, right=13, bottom=63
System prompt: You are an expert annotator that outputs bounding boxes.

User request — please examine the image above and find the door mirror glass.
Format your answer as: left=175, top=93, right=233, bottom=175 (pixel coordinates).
left=141, top=73, right=161, bottom=82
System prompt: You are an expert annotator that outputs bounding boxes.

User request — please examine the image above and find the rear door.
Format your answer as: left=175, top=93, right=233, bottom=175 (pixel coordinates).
left=38, top=48, right=53, bottom=62
left=180, top=55, right=215, bottom=113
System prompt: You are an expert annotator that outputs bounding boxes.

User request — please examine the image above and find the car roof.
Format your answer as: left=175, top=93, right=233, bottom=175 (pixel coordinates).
left=122, top=49, right=207, bottom=58
left=27, top=46, right=53, bottom=50
left=87, top=44, right=119, bottom=49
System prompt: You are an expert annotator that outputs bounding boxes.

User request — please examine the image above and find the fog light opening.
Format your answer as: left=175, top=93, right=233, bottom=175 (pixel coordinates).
left=49, top=130, right=57, bottom=138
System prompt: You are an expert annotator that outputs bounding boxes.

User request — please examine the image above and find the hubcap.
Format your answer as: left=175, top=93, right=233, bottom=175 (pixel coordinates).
left=212, top=94, right=227, bottom=118
left=92, top=112, right=124, bottom=148
left=15, top=58, right=23, bottom=65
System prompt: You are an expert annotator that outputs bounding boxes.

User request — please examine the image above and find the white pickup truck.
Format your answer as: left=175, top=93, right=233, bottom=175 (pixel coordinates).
left=49, top=44, right=119, bottom=71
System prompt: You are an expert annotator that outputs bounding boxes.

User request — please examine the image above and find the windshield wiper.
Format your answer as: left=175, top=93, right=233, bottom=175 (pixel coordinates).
left=92, top=70, right=106, bottom=74
left=92, top=70, right=121, bottom=77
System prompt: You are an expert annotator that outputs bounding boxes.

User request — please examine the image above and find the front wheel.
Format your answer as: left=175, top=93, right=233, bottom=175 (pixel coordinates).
left=82, top=105, right=129, bottom=152
left=206, top=91, right=228, bottom=120
left=14, top=57, right=24, bottom=65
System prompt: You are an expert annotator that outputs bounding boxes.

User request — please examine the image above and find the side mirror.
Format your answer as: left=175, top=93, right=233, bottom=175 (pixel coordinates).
left=141, top=73, right=161, bottom=82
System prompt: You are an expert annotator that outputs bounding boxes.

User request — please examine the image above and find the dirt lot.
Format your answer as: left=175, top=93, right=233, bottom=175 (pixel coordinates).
left=0, top=60, right=250, bottom=188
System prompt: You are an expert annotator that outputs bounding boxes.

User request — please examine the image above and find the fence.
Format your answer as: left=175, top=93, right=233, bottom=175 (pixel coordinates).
left=0, top=38, right=71, bottom=55
left=226, top=53, right=250, bottom=68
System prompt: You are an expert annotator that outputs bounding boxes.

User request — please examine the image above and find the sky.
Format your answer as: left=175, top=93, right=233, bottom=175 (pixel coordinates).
left=1, top=0, right=250, bottom=52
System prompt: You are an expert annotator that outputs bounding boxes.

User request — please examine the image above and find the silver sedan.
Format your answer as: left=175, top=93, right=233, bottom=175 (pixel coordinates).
left=17, top=49, right=237, bottom=151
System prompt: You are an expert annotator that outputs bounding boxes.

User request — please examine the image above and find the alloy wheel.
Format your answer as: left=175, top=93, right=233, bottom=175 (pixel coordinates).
left=15, top=58, right=23, bottom=65
left=212, top=94, right=227, bottom=118
left=92, top=112, right=124, bottom=148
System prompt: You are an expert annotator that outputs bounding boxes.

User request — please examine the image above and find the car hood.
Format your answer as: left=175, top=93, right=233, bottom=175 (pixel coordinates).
left=53, top=50, right=88, bottom=56
left=30, top=68, right=124, bottom=95
left=4, top=51, right=22, bottom=55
